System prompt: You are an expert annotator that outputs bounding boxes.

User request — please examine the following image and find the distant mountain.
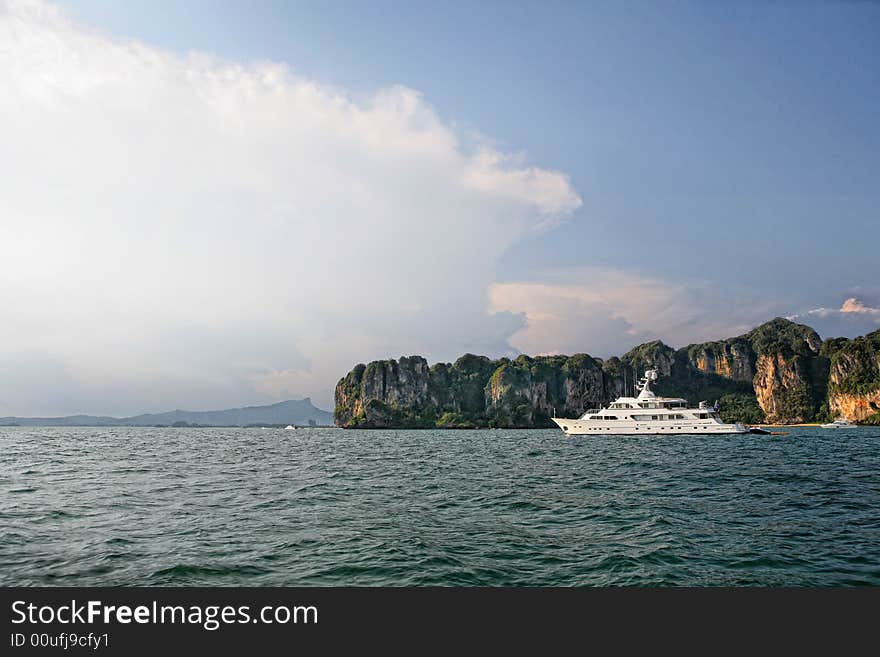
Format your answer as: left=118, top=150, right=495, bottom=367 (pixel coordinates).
left=0, top=399, right=333, bottom=427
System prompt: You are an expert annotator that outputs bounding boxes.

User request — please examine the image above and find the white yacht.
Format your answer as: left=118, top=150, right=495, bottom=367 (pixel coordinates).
left=551, top=369, right=747, bottom=436
left=821, top=418, right=856, bottom=428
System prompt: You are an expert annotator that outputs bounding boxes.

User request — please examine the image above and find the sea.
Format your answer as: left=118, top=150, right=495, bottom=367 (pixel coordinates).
left=2, top=426, right=878, bottom=586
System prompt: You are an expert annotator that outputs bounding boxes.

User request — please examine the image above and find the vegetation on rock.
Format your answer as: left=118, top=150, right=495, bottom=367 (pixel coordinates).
left=826, top=329, right=880, bottom=396
left=334, top=319, right=880, bottom=428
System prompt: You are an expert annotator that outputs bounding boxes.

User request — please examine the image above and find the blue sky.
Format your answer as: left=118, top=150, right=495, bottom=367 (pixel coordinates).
left=1, top=0, right=878, bottom=414
left=60, top=0, right=879, bottom=303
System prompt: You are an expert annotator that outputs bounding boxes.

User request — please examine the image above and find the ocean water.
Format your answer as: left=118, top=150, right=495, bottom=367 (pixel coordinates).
left=1, top=426, right=878, bottom=586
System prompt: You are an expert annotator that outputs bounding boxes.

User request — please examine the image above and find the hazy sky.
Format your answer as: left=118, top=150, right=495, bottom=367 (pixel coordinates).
left=1, top=0, right=878, bottom=415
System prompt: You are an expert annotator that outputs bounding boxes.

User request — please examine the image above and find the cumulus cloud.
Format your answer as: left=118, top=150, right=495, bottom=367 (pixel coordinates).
left=788, top=297, right=880, bottom=339
left=0, top=0, right=580, bottom=415
left=832, top=298, right=880, bottom=319
left=489, top=267, right=762, bottom=357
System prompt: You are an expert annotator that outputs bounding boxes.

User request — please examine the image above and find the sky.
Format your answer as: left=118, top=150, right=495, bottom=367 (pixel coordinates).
left=1, top=0, right=878, bottom=416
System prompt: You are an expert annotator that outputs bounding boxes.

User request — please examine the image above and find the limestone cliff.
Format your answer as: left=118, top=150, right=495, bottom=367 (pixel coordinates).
left=830, top=390, right=880, bottom=423
left=753, top=352, right=815, bottom=423
left=484, top=354, right=608, bottom=426
left=335, top=352, right=612, bottom=429
left=334, top=319, right=879, bottom=428
left=825, top=329, right=880, bottom=423
left=750, top=320, right=827, bottom=422
left=686, top=337, right=754, bottom=382
left=333, top=356, right=432, bottom=428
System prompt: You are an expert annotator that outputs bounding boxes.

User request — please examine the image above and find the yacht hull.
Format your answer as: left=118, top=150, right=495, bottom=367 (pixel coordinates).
left=551, top=417, right=747, bottom=436
left=553, top=368, right=749, bottom=436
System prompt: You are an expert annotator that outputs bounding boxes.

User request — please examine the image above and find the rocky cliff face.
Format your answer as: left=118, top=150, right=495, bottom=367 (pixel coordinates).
left=336, top=352, right=613, bottom=429
left=749, top=319, right=827, bottom=422
left=686, top=338, right=755, bottom=382
left=830, top=391, right=880, bottom=423
left=333, top=356, right=432, bottom=428
left=681, top=318, right=826, bottom=423
left=753, top=352, right=814, bottom=423
left=334, top=320, right=880, bottom=427
left=484, top=354, right=609, bottom=426
left=825, top=329, right=880, bottom=423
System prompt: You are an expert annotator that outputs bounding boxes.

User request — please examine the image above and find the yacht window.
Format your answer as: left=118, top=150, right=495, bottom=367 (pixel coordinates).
left=698, top=413, right=708, bottom=419
left=603, top=416, right=618, bottom=420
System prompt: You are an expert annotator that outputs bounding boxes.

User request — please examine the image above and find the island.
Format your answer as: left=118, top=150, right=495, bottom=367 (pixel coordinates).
left=334, top=318, right=880, bottom=429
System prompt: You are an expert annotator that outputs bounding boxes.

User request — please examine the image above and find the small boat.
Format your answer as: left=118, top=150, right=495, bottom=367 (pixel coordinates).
left=821, top=418, right=856, bottom=428
left=284, top=425, right=296, bottom=430
left=748, top=427, right=789, bottom=436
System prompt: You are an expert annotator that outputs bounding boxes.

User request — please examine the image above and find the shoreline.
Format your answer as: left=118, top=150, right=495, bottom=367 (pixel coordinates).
left=758, top=423, right=822, bottom=427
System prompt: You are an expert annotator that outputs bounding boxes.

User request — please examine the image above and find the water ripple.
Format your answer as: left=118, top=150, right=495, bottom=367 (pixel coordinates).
left=0, top=426, right=878, bottom=586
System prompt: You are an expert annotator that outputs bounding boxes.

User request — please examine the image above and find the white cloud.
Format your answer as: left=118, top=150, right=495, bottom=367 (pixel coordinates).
left=839, top=298, right=880, bottom=318
left=0, top=0, right=580, bottom=415
left=489, top=267, right=760, bottom=357
left=788, top=297, right=880, bottom=339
